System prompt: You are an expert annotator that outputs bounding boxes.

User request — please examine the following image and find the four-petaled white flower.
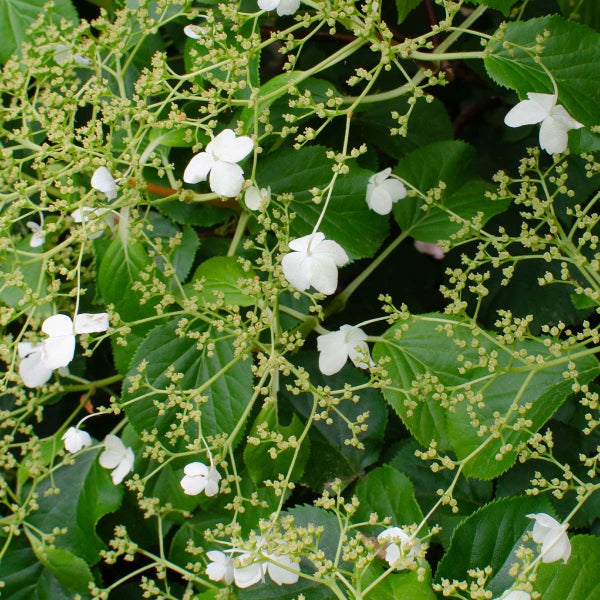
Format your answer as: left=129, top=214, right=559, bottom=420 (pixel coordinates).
left=91, top=166, right=118, bottom=200
left=245, top=185, right=271, bottom=211
left=377, top=527, right=422, bottom=570
left=497, top=591, right=531, bottom=600
left=257, top=0, right=300, bottom=16
left=183, top=24, right=206, bottom=39
left=183, top=129, right=254, bottom=197
left=504, top=92, right=584, bottom=155
left=26, top=220, right=45, bottom=248
left=206, top=550, right=235, bottom=585
left=18, top=342, right=53, bottom=388
left=317, top=325, right=371, bottom=375
left=527, top=512, right=571, bottom=563
left=99, top=434, right=135, bottom=484
left=180, top=461, right=222, bottom=497
left=366, top=168, right=407, bottom=215
left=62, top=427, right=92, bottom=453
left=281, top=232, right=349, bottom=295
left=414, top=240, right=445, bottom=260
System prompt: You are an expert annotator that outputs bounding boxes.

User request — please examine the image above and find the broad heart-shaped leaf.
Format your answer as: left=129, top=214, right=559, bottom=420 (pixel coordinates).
left=392, top=141, right=509, bottom=244
left=484, top=15, right=600, bottom=125
left=352, top=465, right=423, bottom=533
left=0, top=532, right=92, bottom=600
left=122, top=318, right=253, bottom=452
left=26, top=448, right=122, bottom=566
left=0, top=0, right=78, bottom=63
left=435, top=495, right=554, bottom=596
left=256, top=146, right=389, bottom=260
left=374, top=314, right=600, bottom=478
left=280, top=351, right=387, bottom=491
left=244, top=402, right=310, bottom=485
left=535, top=535, right=600, bottom=599
left=25, top=531, right=94, bottom=595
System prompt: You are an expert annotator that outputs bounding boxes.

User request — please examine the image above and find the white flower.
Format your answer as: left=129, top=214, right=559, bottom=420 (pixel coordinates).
left=263, top=553, right=300, bottom=585
left=71, top=206, right=115, bottom=239
left=184, top=24, right=206, bottom=39
left=245, top=185, right=271, bottom=211
left=234, top=555, right=264, bottom=588
left=497, top=591, right=531, bottom=600
left=281, top=232, right=349, bottom=295
left=99, top=434, right=135, bottom=484
left=91, top=167, right=118, bottom=200
left=18, top=342, right=53, bottom=388
left=527, top=512, right=571, bottom=563
left=40, top=313, right=109, bottom=370
left=26, top=221, right=45, bottom=248
left=180, top=461, right=221, bottom=497
left=206, top=550, right=235, bottom=585
left=377, top=527, right=421, bottom=570
left=414, top=240, right=445, bottom=260
left=183, top=129, right=254, bottom=197
left=62, top=427, right=92, bottom=453
left=317, top=325, right=371, bottom=375
left=366, top=168, right=407, bottom=215
left=258, top=0, right=301, bottom=16
left=504, top=92, right=584, bottom=154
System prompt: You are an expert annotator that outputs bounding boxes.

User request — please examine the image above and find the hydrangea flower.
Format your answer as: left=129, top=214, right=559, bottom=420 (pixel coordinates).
left=91, top=166, right=118, bottom=200
left=257, top=0, right=301, bottom=16
left=26, top=219, right=45, bottom=248
left=99, top=435, right=135, bottom=484
left=183, top=24, right=206, bottom=39
left=317, top=325, right=371, bottom=375
left=414, top=240, right=445, bottom=260
left=496, top=591, right=531, bottom=600
left=206, top=550, right=235, bottom=585
left=18, top=342, right=53, bottom=388
left=281, top=232, right=349, bottom=295
left=183, top=129, right=254, bottom=197
left=377, top=527, right=421, bottom=570
left=527, top=512, right=571, bottom=563
left=71, top=206, right=115, bottom=239
left=366, top=168, right=407, bottom=215
left=62, top=427, right=92, bottom=453
left=245, top=185, right=271, bottom=211
left=180, top=461, right=221, bottom=497
left=504, top=92, right=583, bottom=154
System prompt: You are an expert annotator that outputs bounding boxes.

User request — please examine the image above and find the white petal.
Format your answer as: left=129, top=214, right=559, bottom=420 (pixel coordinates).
left=29, top=230, right=45, bottom=248
left=184, top=461, right=209, bottom=477
left=52, top=44, right=71, bottom=65
left=367, top=186, right=394, bottom=215
left=281, top=251, right=311, bottom=291
left=384, top=543, right=402, bottom=567
left=183, top=152, right=214, bottom=184
left=369, top=168, right=392, bottom=186
left=265, top=554, right=300, bottom=585
left=345, top=326, right=371, bottom=369
left=552, top=104, right=584, bottom=131
left=91, top=167, right=118, bottom=200
left=74, top=312, right=110, bottom=334
left=110, top=448, right=134, bottom=484
left=317, top=330, right=348, bottom=375
left=42, top=314, right=74, bottom=337
left=209, top=161, right=245, bottom=197
left=41, top=335, right=76, bottom=369
left=379, top=178, right=407, bottom=202
left=307, top=255, right=339, bottom=295
left=540, top=529, right=571, bottom=563
left=181, top=474, right=207, bottom=495
left=276, top=0, right=301, bottom=15
left=501, top=592, right=531, bottom=600
left=204, top=476, right=220, bottom=497
left=313, top=237, right=349, bottom=267
left=504, top=99, right=550, bottom=127
left=18, top=342, right=39, bottom=358
left=527, top=92, right=557, bottom=113
left=539, top=116, right=569, bottom=154
left=258, top=0, right=280, bottom=10
left=73, top=53, right=92, bottom=67
left=183, top=24, right=205, bottom=39
left=99, top=435, right=128, bottom=468
left=234, top=562, right=263, bottom=588
left=19, top=351, right=54, bottom=388
left=414, top=240, right=445, bottom=260
left=62, top=427, right=92, bottom=453
left=211, top=129, right=254, bottom=163
left=289, top=232, right=322, bottom=252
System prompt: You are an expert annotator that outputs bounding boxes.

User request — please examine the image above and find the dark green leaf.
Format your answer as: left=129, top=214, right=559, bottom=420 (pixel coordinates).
left=559, top=0, right=600, bottom=31
left=395, top=0, right=422, bottom=24
left=364, top=567, right=437, bottom=599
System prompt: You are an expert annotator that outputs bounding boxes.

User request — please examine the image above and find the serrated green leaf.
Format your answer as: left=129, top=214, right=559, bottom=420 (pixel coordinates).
left=0, top=0, right=78, bottom=63
left=484, top=15, right=600, bottom=125
left=435, top=495, right=554, bottom=595
left=535, top=535, right=600, bottom=598
left=353, top=465, right=423, bottom=532
left=122, top=319, right=253, bottom=452
left=26, top=531, right=94, bottom=595
left=257, top=146, right=389, bottom=260
left=364, top=567, right=437, bottom=599
left=393, top=141, right=509, bottom=243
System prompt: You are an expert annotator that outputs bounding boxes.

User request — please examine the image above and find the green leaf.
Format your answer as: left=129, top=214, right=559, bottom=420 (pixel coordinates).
left=365, top=568, right=437, bottom=599
left=395, top=0, right=422, bottom=24
left=26, top=531, right=94, bottom=595
left=535, top=535, right=600, bottom=598
left=353, top=465, right=423, bottom=532
left=484, top=15, right=600, bottom=125
left=257, top=146, right=389, bottom=260
left=183, top=256, right=255, bottom=307
left=559, top=0, right=600, bottom=31
left=393, top=141, right=509, bottom=243
left=435, top=495, right=554, bottom=595
left=465, top=0, right=516, bottom=15
left=122, top=319, right=253, bottom=452
left=244, top=403, right=310, bottom=485
left=0, top=0, right=78, bottom=63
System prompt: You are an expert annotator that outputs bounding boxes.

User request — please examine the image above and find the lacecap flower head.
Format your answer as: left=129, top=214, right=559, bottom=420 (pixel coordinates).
left=281, top=232, right=349, bottom=295
left=504, top=92, right=583, bottom=154
left=366, top=168, right=407, bottom=215
left=184, top=129, right=254, bottom=197
left=317, top=325, right=371, bottom=375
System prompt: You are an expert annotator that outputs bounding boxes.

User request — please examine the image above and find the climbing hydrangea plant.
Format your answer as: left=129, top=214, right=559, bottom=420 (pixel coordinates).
left=0, top=0, right=599, bottom=597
